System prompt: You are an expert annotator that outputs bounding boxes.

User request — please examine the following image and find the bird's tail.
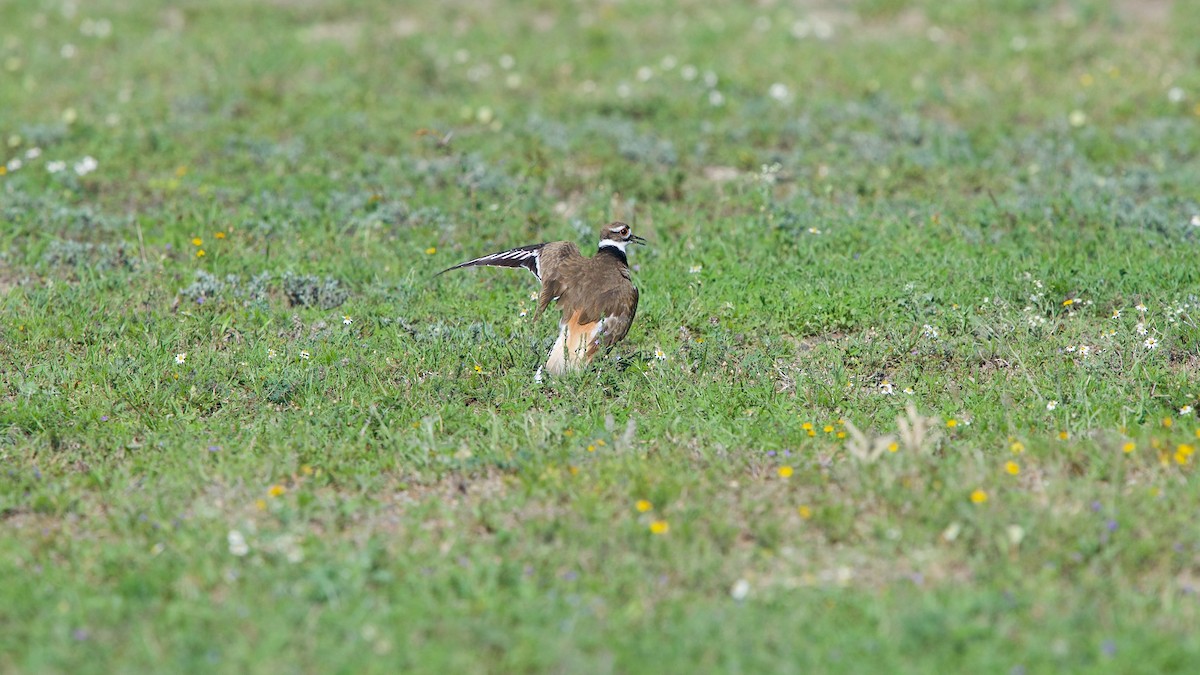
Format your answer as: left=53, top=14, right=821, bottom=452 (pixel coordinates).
left=436, top=243, right=547, bottom=280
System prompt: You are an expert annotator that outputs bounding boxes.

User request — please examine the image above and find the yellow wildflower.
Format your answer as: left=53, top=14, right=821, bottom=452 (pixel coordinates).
left=1122, top=442, right=1136, bottom=454
left=946, top=419, right=958, bottom=428
left=425, top=247, right=437, bottom=255
left=192, top=237, right=202, bottom=246
left=635, top=499, right=652, bottom=512
left=649, top=520, right=669, bottom=534
left=587, top=445, right=595, bottom=452
left=1163, top=417, right=1173, bottom=428
left=268, top=484, right=286, bottom=498
left=823, top=425, right=834, bottom=433
left=1004, top=461, right=1020, bottom=476
left=196, top=249, right=205, bottom=258
left=778, top=466, right=793, bottom=478
left=214, top=231, right=226, bottom=239
left=970, top=489, right=988, bottom=504
left=801, top=422, right=813, bottom=431
left=887, top=442, right=899, bottom=453
left=1058, top=431, right=1069, bottom=440
left=798, top=505, right=812, bottom=520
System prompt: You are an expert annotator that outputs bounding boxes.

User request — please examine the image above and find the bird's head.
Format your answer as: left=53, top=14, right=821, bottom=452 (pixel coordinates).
left=598, top=222, right=646, bottom=253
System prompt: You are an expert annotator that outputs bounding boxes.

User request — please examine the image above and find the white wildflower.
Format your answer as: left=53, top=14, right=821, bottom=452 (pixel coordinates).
left=1143, top=337, right=1159, bottom=350
left=175, top=352, right=186, bottom=365
left=1180, top=405, right=1194, bottom=416
left=922, top=324, right=939, bottom=339
left=1047, top=400, right=1058, bottom=411
left=227, top=530, right=249, bottom=557
left=47, top=160, right=66, bottom=173
left=730, top=579, right=750, bottom=601
left=342, top=315, right=353, bottom=325
left=1136, top=322, right=1147, bottom=335
left=300, top=350, right=310, bottom=360
left=74, top=155, right=97, bottom=175
left=880, top=381, right=895, bottom=395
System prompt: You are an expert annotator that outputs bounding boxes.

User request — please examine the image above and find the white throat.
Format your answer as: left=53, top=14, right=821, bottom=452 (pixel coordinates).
left=598, top=239, right=628, bottom=253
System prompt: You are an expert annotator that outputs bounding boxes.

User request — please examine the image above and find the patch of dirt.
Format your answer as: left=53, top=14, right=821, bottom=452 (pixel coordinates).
left=299, top=21, right=363, bottom=46
left=1115, top=0, right=1172, bottom=24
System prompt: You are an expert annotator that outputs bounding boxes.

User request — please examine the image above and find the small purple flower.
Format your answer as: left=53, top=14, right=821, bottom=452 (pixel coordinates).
left=1101, top=639, right=1116, bottom=657
left=1091, top=500, right=1102, bottom=512
left=1106, top=520, right=1118, bottom=532
left=909, top=572, right=924, bottom=585
left=100, top=415, right=108, bottom=421
left=766, top=450, right=776, bottom=457
left=561, top=570, right=579, bottom=581
left=208, top=445, right=220, bottom=453
left=196, top=296, right=205, bottom=305
left=783, top=450, right=792, bottom=457
left=73, top=628, right=89, bottom=641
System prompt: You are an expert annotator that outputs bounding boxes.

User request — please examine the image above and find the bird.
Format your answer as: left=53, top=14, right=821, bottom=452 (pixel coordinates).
left=438, top=221, right=646, bottom=376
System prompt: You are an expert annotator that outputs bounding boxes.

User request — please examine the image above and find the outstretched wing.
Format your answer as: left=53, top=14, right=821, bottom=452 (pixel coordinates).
left=437, top=243, right=547, bottom=279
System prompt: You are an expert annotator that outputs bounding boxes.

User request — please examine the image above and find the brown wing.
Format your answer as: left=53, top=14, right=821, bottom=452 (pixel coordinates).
left=557, top=279, right=639, bottom=347
left=599, top=285, right=638, bottom=346
left=534, top=241, right=582, bottom=319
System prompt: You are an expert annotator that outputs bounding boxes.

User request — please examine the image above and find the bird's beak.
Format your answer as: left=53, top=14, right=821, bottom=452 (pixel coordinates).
left=630, top=235, right=647, bottom=245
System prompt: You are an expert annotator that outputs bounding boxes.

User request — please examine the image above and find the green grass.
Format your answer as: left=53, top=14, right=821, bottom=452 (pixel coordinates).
left=4, top=0, right=1200, bottom=671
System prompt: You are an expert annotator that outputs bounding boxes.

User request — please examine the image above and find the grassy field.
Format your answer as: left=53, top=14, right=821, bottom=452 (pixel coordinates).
left=3, top=0, right=1200, bottom=671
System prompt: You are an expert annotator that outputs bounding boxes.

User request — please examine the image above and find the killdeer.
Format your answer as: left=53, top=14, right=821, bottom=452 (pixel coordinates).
left=439, top=222, right=646, bottom=375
